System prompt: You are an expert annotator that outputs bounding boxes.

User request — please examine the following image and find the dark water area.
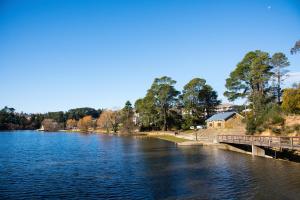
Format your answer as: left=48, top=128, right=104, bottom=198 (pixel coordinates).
left=0, top=131, right=300, bottom=200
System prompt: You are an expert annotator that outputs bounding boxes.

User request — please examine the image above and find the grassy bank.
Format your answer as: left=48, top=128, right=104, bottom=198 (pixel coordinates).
left=149, top=135, right=190, bottom=143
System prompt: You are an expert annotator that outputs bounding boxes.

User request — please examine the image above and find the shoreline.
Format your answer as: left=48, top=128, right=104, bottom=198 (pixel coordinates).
left=3, top=129, right=300, bottom=163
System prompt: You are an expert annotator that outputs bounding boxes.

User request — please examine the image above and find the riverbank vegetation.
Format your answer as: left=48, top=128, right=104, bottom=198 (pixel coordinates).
left=0, top=107, right=102, bottom=131
left=0, top=74, right=221, bottom=133
left=0, top=107, right=44, bottom=130
left=1, top=47, right=299, bottom=135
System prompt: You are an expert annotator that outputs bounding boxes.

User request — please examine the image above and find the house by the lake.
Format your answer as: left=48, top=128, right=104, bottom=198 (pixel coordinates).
left=206, top=112, right=244, bottom=129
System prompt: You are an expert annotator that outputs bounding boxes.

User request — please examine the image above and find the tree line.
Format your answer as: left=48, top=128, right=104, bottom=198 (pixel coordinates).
left=134, top=76, right=220, bottom=131
left=0, top=107, right=102, bottom=131
left=0, top=75, right=221, bottom=133
left=61, top=76, right=221, bottom=133
left=0, top=107, right=44, bottom=130
left=64, top=101, right=135, bottom=133
left=47, top=74, right=221, bottom=133
left=1, top=45, right=299, bottom=134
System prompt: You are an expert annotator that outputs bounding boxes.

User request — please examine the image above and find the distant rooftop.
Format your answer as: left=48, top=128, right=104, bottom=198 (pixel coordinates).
left=216, top=103, right=235, bottom=108
left=206, top=112, right=236, bottom=122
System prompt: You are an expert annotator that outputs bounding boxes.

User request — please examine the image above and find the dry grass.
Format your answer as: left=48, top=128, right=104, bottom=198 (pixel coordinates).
left=285, top=115, right=300, bottom=127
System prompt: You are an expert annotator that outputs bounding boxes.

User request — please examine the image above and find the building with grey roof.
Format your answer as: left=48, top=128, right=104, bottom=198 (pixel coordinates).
left=206, top=112, right=244, bottom=129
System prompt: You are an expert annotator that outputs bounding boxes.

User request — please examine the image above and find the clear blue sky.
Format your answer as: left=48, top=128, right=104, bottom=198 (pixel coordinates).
left=1, top=0, right=300, bottom=113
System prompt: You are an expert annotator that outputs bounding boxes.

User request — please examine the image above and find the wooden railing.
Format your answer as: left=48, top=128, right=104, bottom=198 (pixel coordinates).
left=217, top=135, right=300, bottom=150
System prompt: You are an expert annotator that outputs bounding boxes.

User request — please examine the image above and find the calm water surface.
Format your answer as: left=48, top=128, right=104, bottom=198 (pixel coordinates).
left=0, top=131, right=300, bottom=200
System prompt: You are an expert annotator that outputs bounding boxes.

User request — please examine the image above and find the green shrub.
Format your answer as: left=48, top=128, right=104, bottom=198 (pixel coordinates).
left=271, top=127, right=281, bottom=134
left=271, top=115, right=285, bottom=125
left=257, top=127, right=265, bottom=133
left=246, top=116, right=256, bottom=135
left=246, top=103, right=285, bottom=134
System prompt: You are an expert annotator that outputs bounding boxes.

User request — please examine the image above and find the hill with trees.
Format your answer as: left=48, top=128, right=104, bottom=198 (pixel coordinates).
left=224, top=50, right=299, bottom=135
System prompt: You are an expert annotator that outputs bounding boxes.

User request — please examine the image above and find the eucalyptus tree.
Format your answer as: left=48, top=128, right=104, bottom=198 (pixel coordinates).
left=134, top=91, right=159, bottom=130
left=224, top=50, right=275, bottom=133
left=181, top=78, right=220, bottom=128
left=270, top=52, right=290, bottom=103
left=224, top=50, right=273, bottom=116
left=148, top=76, right=180, bottom=131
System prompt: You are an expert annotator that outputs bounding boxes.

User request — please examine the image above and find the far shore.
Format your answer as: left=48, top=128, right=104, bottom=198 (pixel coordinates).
left=38, top=128, right=192, bottom=144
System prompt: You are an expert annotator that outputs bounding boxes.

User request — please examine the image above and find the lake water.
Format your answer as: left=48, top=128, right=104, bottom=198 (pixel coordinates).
left=0, top=131, right=300, bottom=199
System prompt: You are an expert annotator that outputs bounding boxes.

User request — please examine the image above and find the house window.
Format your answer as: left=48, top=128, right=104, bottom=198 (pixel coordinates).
left=209, top=123, right=213, bottom=127
left=217, top=123, right=222, bottom=127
